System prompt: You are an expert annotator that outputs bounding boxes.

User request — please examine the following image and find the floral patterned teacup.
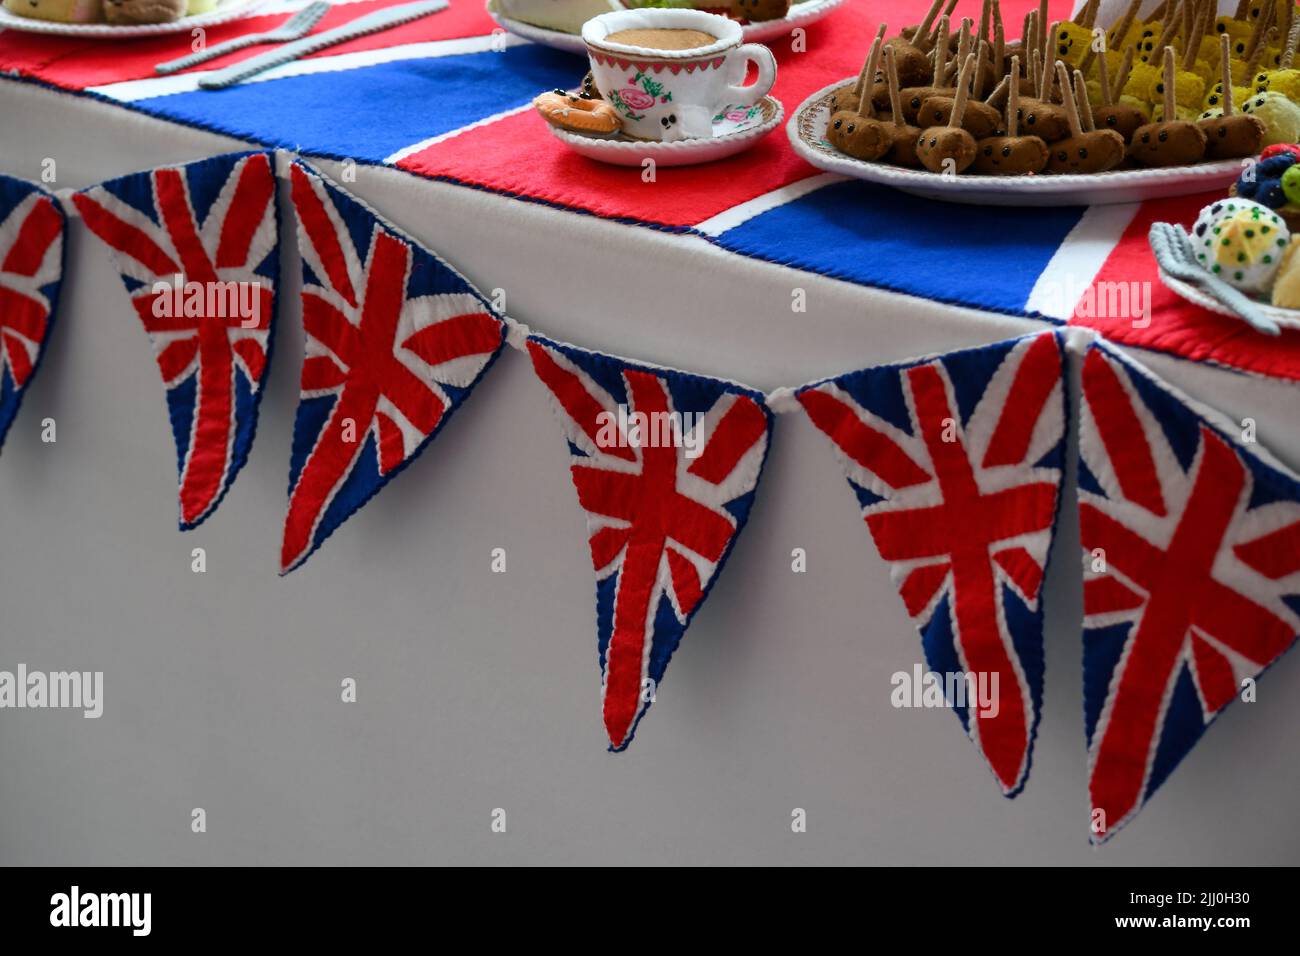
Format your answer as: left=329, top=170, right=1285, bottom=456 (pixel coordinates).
left=582, top=9, right=777, bottom=142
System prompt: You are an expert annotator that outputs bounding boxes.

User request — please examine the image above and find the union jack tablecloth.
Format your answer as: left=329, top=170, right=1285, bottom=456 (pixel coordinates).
left=3, top=0, right=1300, bottom=382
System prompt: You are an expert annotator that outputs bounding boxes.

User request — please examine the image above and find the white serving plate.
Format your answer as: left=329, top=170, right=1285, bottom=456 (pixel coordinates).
left=486, top=0, right=844, bottom=54
left=787, top=79, right=1248, bottom=207
left=546, top=93, right=781, bottom=166
left=0, top=0, right=266, bottom=37
left=1157, top=267, right=1300, bottom=331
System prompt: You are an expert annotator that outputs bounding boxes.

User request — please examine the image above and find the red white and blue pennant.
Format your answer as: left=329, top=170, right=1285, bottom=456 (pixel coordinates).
left=794, top=332, right=1067, bottom=797
left=72, top=151, right=279, bottom=530
left=0, top=174, right=65, bottom=453
left=281, top=161, right=505, bottom=573
left=1078, top=340, right=1300, bottom=843
left=526, top=336, right=772, bottom=751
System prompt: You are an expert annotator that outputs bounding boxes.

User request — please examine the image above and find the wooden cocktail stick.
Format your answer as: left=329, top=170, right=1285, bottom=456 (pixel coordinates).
left=951, top=54, right=975, bottom=127
left=973, top=37, right=989, bottom=98
left=852, top=23, right=888, bottom=96
left=1008, top=55, right=1021, bottom=135
left=1110, top=45, right=1135, bottom=102
left=1074, top=68, right=1095, bottom=130
left=915, top=0, right=945, bottom=42
left=886, top=45, right=907, bottom=125
left=993, top=0, right=1005, bottom=67
left=1163, top=45, right=1176, bottom=119
left=855, top=34, right=885, bottom=117
left=1108, top=0, right=1141, bottom=51
left=930, top=15, right=950, bottom=86
left=1075, top=0, right=1100, bottom=28
left=1222, top=33, right=1236, bottom=115
left=1283, top=12, right=1300, bottom=69
left=1056, top=60, right=1084, bottom=136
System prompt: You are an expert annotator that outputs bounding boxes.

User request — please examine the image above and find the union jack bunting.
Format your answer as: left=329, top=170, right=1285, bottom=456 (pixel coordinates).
left=0, top=175, right=64, bottom=453
left=796, top=331, right=1067, bottom=797
left=72, top=151, right=278, bottom=529
left=1079, top=341, right=1300, bottom=843
left=526, top=336, right=773, bottom=751
left=282, top=161, right=505, bottom=573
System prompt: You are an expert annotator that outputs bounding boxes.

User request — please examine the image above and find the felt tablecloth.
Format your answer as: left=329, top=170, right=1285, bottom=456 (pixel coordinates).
left=2, top=0, right=1300, bottom=382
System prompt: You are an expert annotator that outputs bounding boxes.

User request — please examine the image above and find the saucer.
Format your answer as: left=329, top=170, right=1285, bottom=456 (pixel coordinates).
left=546, top=95, right=783, bottom=166
left=486, top=0, right=846, bottom=53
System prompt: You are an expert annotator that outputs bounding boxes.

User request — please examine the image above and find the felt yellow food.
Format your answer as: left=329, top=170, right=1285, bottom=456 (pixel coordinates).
left=1270, top=238, right=1300, bottom=307
left=1242, top=90, right=1300, bottom=145
left=1263, top=68, right=1300, bottom=100
left=1055, top=21, right=1094, bottom=68
left=1123, top=61, right=1160, bottom=98
left=2, top=0, right=100, bottom=21
left=186, top=0, right=215, bottom=12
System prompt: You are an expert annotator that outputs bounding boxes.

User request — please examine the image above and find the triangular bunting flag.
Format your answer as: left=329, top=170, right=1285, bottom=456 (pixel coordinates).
left=1078, top=340, right=1300, bottom=843
left=281, top=161, right=506, bottom=573
left=525, top=336, right=773, bottom=751
left=72, top=151, right=279, bottom=529
left=794, top=331, right=1067, bottom=797
left=0, top=175, right=64, bottom=453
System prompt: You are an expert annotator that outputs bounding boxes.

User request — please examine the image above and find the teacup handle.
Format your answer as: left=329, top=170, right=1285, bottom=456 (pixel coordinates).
left=724, top=43, right=777, bottom=107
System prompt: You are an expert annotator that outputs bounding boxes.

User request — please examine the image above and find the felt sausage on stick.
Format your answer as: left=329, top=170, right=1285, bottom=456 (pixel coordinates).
left=974, top=55, right=1050, bottom=174
left=920, top=44, right=1003, bottom=137
left=899, top=14, right=954, bottom=123
left=1201, top=32, right=1266, bottom=158
left=1129, top=46, right=1208, bottom=165
left=1094, top=44, right=1149, bottom=140
left=1045, top=61, right=1126, bottom=171
left=918, top=54, right=979, bottom=173
left=884, top=44, right=924, bottom=167
left=828, top=33, right=893, bottom=160
left=1018, top=47, right=1072, bottom=141
left=829, top=22, right=887, bottom=112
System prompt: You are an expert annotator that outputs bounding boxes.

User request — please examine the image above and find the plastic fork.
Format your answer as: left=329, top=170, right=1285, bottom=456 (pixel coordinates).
left=154, top=1, right=331, bottom=76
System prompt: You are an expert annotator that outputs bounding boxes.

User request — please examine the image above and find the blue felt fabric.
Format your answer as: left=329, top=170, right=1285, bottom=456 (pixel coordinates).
left=133, top=44, right=582, bottom=163
left=711, top=180, right=1086, bottom=317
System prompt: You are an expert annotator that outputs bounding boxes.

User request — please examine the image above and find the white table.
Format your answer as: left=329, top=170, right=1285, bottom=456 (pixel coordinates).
left=1, top=77, right=1298, bottom=864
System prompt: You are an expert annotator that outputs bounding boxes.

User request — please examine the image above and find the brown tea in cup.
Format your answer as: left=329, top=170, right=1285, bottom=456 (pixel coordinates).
left=603, top=28, right=719, bottom=50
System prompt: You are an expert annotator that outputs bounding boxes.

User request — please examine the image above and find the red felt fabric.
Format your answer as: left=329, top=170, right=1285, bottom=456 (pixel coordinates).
left=1070, top=193, right=1300, bottom=382
left=397, top=0, right=1065, bottom=228
left=0, top=0, right=498, bottom=90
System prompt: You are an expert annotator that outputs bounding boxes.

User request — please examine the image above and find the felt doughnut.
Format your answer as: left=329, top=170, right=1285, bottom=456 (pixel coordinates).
left=533, top=91, right=621, bottom=136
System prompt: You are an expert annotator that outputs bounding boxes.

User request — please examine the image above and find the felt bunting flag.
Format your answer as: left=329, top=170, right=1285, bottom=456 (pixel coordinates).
left=72, top=151, right=278, bottom=529
left=525, top=336, right=773, bottom=751
left=0, top=175, right=65, bottom=453
left=795, top=331, right=1067, bottom=797
left=281, top=161, right=506, bottom=573
left=1078, top=340, right=1300, bottom=844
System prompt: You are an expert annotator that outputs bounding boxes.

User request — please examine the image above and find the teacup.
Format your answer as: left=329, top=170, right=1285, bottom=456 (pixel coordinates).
left=582, top=9, right=777, bottom=142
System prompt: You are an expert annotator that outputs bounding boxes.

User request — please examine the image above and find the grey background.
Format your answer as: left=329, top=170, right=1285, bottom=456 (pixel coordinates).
left=0, top=80, right=1298, bottom=865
